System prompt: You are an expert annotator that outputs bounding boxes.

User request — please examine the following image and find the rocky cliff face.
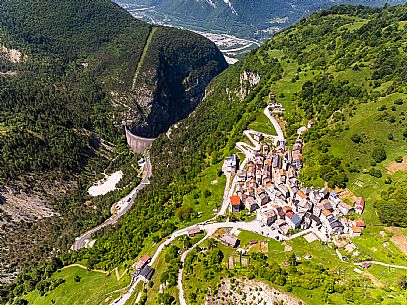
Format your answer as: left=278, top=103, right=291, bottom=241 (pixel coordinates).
left=130, top=27, right=228, bottom=137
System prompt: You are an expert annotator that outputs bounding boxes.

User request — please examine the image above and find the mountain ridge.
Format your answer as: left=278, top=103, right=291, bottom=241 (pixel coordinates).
left=0, top=0, right=226, bottom=288
left=118, top=0, right=405, bottom=41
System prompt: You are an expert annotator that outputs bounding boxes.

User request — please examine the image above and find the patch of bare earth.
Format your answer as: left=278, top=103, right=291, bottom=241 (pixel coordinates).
left=206, top=278, right=303, bottom=305
left=386, top=227, right=407, bottom=255
left=363, top=271, right=384, bottom=288
left=0, top=188, right=58, bottom=224
left=1, top=45, right=27, bottom=63
left=387, top=157, right=407, bottom=174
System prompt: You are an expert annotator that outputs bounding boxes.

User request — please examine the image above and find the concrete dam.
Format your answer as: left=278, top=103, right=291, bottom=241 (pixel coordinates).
left=125, top=127, right=155, bottom=153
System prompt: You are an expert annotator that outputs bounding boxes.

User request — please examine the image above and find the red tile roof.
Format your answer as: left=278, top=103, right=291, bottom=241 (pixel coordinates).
left=322, top=210, right=332, bottom=216
left=297, top=190, right=308, bottom=199
left=355, top=221, right=365, bottom=227
left=355, top=197, right=365, bottom=206
left=283, top=205, right=292, bottom=212
left=231, top=196, right=241, bottom=205
left=352, top=226, right=363, bottom=233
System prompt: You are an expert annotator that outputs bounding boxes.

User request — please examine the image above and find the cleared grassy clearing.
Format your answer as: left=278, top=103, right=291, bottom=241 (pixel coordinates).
left=24, top=266, right=129, bottom=305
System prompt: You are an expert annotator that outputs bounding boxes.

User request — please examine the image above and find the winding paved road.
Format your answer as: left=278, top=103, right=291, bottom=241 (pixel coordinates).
left=111, top=108, right=286, bottom=304
left=264, top=106, right=285, bottom=142
left=71, top=152, right=152, bottom=251
left=355, top=261, right=407, bottom=270
left=111, top=219, right=284, bottom=305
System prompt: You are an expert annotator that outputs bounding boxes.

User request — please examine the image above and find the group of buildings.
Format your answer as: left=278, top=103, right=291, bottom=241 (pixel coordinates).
left=229, top=136, right=366, bottom=239
left=133, top=255, right=154, bottom=282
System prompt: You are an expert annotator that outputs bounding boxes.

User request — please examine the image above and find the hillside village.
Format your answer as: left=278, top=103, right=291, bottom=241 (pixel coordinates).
left=112, top=102, right=380, bottom=305
left=225, top=111, right=367, bottom=245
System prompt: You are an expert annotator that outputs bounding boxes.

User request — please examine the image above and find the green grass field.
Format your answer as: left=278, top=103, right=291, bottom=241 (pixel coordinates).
left=236, top=230, right=266, bottom=246
left=325, top=92, right=407, bottom=224
left=248, top=111, right=277, bottom=135
left=132, top=27, right=157, bottom=87
left=23, top=266, right=130, bottom=305
left=182, top=161, right=226, bottom=225
left=265, top=52, right=316, bottom=112
left=145, top=246, right=179, bottom=305
left=352, top=226, right=407, bottom=265
left=338, top=19, right=369, bottom=32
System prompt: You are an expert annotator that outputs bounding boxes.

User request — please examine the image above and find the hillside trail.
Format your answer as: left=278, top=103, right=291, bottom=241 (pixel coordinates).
left=62, top=264, right=109, bottom=275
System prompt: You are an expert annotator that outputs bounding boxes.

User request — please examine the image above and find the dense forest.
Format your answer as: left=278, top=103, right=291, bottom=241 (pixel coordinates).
left=0, top=0, right=226, bottom=296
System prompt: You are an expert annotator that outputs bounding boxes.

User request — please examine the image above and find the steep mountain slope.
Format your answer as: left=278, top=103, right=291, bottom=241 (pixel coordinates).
left=0, top=0, right=226, bottom=286
left=5, top=3, right=407, bottom=305
left=118, top=0, right=404, bottom=40
left=30, top=3, right=407, bottom=304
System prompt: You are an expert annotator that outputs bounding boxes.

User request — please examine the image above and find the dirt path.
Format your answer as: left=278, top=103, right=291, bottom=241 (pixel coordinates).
left=363, top=271, right=384, bottom=288
left=386, top=227, right=407, bottom=255
left=114, top=267, right=128, bottom=281
left=62, top=264, right=109, bottom=275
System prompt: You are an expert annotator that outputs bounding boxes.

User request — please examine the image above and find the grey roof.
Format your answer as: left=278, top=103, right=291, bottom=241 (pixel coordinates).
left=330, top=221, right=344, bottom=229
left=327, top=215, right=339, bottom=223
left=310, top=215, right=321, bottom=225
left=220, top=234, right=239, bottom=247
left=140, top=265, right=155, bottom=280
left=291, top=214, right=302, bottom=225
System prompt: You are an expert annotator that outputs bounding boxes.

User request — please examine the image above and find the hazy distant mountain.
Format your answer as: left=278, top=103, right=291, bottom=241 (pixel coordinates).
left=117, top=0, right=404, bottom=40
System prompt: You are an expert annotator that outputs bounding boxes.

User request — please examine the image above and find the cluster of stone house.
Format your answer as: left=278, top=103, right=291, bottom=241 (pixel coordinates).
left=229, top=138, right=366, bottom=238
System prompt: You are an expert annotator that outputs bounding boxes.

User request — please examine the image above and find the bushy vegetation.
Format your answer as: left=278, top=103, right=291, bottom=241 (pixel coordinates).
left=375, top=179, right=407, bottom=226
left=0, top=0, right=226, bottom=302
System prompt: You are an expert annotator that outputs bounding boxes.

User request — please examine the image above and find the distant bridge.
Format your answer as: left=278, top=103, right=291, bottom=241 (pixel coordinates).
left=125, top=127, right=155, bottom=153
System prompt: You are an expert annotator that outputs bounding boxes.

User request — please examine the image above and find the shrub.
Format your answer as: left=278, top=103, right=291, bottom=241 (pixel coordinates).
left=372, top=146, right=386, bottom=163
left=369, top=168, right=382, bottom=178
left=351, top=133, right=362, bottom=143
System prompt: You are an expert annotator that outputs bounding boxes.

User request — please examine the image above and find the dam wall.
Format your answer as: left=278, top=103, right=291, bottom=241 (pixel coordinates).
left=125, top=127, right=155, bottom=153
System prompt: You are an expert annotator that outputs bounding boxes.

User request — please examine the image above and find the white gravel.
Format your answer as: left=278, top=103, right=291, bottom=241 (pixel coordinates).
left=88, top=171, right=123, bottom=197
